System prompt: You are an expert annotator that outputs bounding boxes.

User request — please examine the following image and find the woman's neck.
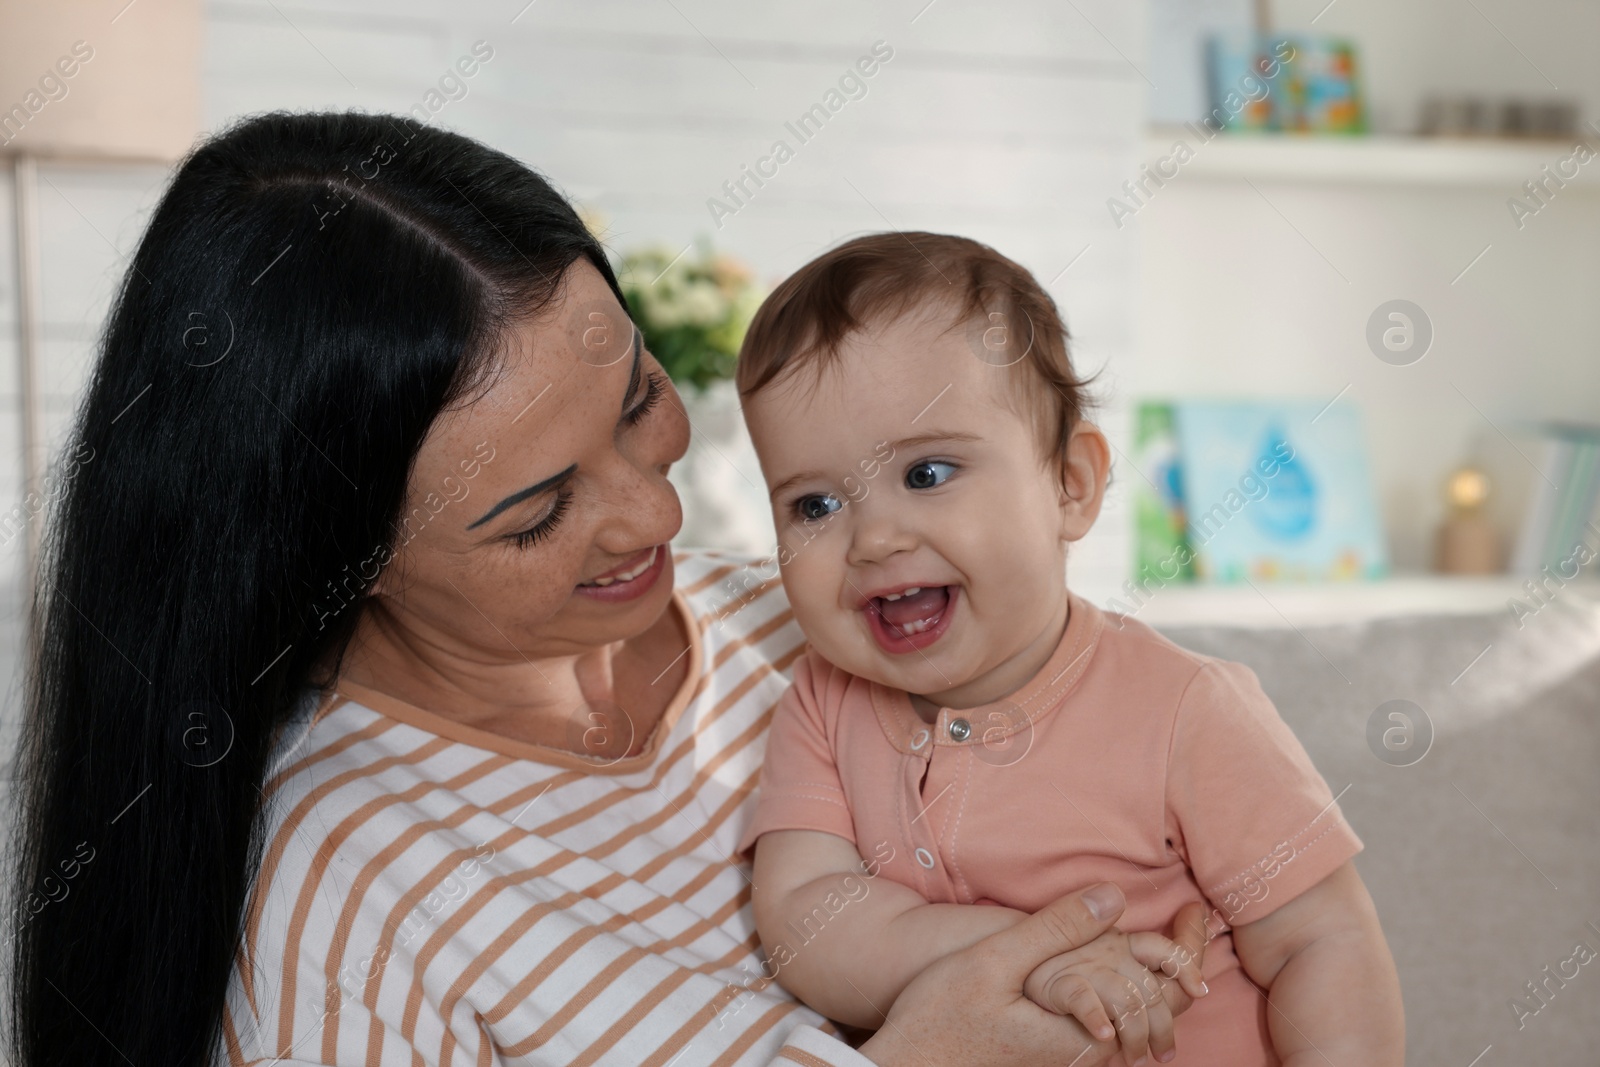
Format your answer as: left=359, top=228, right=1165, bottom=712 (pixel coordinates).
left=337, top=595, right=691, bottom=756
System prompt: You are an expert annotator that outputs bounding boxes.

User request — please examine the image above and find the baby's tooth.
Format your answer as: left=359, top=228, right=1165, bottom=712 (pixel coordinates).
left=904, top=587, right=922, bottom=596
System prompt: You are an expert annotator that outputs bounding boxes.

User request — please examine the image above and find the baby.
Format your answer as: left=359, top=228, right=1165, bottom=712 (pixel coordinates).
left=733, top=233, right=1403, bottom=1066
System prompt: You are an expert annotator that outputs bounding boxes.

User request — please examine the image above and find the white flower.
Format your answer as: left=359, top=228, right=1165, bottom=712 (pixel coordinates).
left=637, top=284, right=685, bottom=329
left=678, top=280, right=727, bottom=327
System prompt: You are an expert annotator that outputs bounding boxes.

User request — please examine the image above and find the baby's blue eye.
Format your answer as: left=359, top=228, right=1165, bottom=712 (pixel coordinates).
left=796, top=494, right=843, bottom=521
left=905, top=461, right=956, bottom=490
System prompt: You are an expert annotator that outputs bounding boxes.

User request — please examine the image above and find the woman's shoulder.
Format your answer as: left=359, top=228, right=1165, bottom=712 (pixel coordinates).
left=671, top=546, right=783, bottom=611
left=671, top=547, right=801, bottom=649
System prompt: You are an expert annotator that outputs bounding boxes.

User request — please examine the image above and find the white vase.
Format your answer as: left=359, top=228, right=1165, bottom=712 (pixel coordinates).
left=668, top=379, right=776, bottom=555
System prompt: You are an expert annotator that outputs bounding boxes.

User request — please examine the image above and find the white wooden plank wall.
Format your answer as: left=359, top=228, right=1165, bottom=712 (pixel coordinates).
left=0, top=0, right=1150, bottom=758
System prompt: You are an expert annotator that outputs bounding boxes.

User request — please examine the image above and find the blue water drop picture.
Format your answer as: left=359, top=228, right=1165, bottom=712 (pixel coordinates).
left=1249, top=425, right=1316, bottom=540
left=1171, top=400, right=1388, bottom=582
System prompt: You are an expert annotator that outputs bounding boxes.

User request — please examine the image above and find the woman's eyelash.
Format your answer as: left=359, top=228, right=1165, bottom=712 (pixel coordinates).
left=624, top=372, right=665, bottom=426
left=508, top=487, right=572, bottom=549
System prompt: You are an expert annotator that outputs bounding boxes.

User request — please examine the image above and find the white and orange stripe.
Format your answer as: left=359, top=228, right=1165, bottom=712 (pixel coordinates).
left=223, top=550, right=873, bottom=1067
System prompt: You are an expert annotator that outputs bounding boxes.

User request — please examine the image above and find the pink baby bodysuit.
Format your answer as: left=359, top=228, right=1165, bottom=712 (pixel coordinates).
left=738, top=593, right=1363, bottom=1066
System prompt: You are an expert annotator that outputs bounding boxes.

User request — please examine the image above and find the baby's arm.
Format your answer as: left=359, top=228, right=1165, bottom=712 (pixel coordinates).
left=1231, top=860, right=1404, bottom=1066
left=751, top=828, right=1209, bottom=1043
left=751, top=829, right=1029, bottom=1027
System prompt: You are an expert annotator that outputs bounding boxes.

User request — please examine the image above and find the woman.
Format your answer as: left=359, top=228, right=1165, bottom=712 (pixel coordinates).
left=7, top=111, right=1205, bottom=1066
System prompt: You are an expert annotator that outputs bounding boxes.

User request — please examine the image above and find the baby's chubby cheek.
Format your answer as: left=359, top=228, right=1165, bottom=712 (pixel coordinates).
left=776, top=555, right=840, bottom=624
left=776, top=559, right=864, bottom=657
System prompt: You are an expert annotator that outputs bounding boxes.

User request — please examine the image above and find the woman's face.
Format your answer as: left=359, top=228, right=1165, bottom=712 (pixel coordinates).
left=370, top=260, right=690, bottom=659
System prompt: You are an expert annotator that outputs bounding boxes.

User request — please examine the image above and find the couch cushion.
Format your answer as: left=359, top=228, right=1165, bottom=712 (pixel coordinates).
left=1157, top=593, right=1600, bottom=1066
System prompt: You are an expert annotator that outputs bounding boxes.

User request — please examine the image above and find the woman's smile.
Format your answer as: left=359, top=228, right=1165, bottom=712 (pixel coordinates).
left=574, top=542, right=669, bottom=602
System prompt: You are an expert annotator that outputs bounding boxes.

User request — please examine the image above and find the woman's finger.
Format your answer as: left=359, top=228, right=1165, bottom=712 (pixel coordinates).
left=978, top=882, right=1125, bottom=981
left=861, top=887, right=1134, bottom=1067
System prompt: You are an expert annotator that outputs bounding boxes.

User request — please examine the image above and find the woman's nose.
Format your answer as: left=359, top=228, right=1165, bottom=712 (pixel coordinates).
left=658, top=380, right=692, bottom=469
left=603, top=450, right=682, bottom=548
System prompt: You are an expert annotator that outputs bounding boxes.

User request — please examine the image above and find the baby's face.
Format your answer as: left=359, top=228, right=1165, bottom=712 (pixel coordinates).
left=743, top=304, right=1094, bottom=709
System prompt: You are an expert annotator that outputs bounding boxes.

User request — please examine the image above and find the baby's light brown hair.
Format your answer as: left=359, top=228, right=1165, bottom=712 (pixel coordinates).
left=735, top=231, right=1094, bottom=464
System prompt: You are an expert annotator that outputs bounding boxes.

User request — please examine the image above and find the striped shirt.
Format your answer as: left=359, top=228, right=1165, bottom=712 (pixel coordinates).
left=222, top=550, right=873, bottom=1067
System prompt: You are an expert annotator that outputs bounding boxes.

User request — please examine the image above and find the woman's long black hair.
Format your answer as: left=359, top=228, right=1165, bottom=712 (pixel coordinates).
left=6, top=110, right=621, bottom=1066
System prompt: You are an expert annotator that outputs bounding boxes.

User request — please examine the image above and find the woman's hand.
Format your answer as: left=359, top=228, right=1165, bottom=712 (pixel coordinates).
left=1021, top=902, right=1213, bottom=1065
left=858, top=883, right=1208, bottom=1067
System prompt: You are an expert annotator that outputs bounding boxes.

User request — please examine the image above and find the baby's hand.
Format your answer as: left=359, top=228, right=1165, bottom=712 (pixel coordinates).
left=1021, top=923, right=1208, bottom=1065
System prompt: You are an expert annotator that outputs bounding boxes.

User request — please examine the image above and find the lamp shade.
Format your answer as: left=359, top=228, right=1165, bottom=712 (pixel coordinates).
left=0, top=0, right=202, bottom=160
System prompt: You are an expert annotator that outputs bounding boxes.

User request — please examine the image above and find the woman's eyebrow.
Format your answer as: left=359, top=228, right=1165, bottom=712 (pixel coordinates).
left=467, top=463, right=578, bottom=530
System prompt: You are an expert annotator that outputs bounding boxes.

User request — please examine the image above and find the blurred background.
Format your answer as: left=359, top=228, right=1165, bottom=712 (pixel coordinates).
left=1, top=1, right=1597, bottom=1063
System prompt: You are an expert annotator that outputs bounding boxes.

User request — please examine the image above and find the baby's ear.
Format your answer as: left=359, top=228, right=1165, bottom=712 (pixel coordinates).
left=1056, top=421, right=1110, bottom=543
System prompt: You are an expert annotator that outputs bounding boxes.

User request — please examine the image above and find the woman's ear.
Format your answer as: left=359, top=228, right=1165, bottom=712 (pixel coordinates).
left=1056, top=421, right=1111, bottom=543
left=365, top=540, right=403, bottom=599
left=368, top=564, right=396, bottom=599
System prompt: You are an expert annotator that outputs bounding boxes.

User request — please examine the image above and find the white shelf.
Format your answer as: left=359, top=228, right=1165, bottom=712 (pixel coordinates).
left=1143, top=127, right=1600, bottom=188
left=1120, top=574, right=1600, bottom=628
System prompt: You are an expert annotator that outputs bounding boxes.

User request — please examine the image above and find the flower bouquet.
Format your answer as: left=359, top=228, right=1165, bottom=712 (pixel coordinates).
left=617, top=243, right=763, bottom=392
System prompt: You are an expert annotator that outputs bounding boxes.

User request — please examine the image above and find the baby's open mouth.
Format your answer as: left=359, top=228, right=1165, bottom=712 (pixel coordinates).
left=868, top=585, right=952, bottom=637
